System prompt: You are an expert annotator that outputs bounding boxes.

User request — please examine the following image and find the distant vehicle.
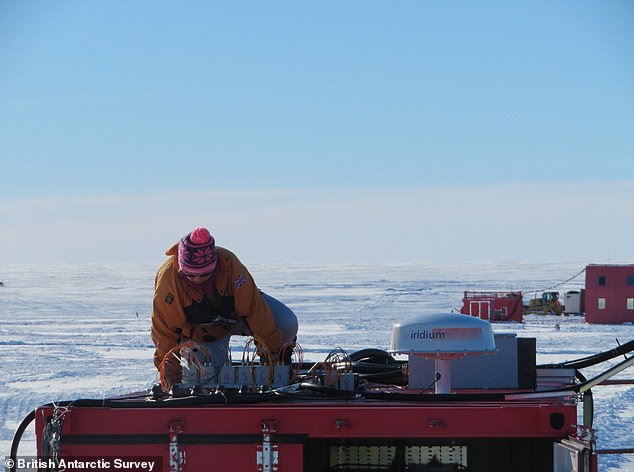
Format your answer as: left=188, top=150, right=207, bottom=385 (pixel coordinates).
left=524, top=291, right=564, bottom=315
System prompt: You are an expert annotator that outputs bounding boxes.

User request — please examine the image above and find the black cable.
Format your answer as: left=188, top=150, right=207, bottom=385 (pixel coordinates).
left=294, top=382, right=358, bottom=397
left=35, top=380, right=362, bottom=409
left=421, top=372, right=442, bottom=393
left=357, top=371, right=405, bottom=385
left=537, top=338, right=634, bottom=370
left=363, top=390, right=507, bottom=402
left=349, top=348, right=406, bottom=385
left=9, top=410, right=35, bottom=472
left=34, top=391, right=282, bottom=409
left=349, top=348, right=398, bottom=364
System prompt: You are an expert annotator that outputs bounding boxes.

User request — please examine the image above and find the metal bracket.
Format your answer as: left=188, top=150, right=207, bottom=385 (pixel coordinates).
left=428, top=418, right=446, bottom=430
left=168, top=420, right=186, bottom=472
left=335, top=418, right=351, bottom=431
left=41, top=404, right=69, bottom=466
left=573, top=424, right=597, bottom=445
left=257, top=420, right=279, bottom=472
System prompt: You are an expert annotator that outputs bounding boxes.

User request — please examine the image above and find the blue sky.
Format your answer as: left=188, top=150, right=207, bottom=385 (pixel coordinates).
left=1, top=1, right=633, bottom=265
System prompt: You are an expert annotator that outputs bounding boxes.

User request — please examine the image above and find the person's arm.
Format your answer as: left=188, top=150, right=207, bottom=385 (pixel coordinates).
left=230, top=257, right=283, bottom=354
left=151, top=262, right=187, bottom=368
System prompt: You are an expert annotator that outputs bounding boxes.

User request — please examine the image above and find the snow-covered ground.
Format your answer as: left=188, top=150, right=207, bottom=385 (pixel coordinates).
left=1, top=261, right=633, bottom=471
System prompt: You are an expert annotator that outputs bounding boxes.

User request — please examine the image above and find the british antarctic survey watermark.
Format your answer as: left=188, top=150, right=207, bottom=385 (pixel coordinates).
left=4, top=456, right=161, bottom=472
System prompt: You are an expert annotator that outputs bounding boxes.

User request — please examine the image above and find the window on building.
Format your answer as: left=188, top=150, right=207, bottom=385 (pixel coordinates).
left=598, top=276, right=606, bottom=286
left=628, top=275, right=634, bottom=286
left=598, top=298, right=606, bottom=310
left=628, top=298, right=634, bottom=310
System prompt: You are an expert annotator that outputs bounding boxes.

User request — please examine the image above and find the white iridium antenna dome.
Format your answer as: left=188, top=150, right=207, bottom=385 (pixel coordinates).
left=389, top=312, right=497, bottom=394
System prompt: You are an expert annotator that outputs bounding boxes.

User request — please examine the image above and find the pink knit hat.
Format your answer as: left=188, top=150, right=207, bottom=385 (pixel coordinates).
left=178, top=227, right=217, bottom=276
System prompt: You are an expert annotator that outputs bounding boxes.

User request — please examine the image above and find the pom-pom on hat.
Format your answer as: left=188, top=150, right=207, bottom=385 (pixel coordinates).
left=178, top=227, right=217, bottom=276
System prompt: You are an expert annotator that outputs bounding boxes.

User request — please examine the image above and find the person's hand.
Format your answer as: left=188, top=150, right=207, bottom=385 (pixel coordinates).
left=277, top=343, right=296, bottom=365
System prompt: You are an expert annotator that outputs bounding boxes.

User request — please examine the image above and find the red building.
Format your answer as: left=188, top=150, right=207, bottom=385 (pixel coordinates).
left=585, top=264, right=634, bottom=324
left=460, top=291, right=523, bottom=322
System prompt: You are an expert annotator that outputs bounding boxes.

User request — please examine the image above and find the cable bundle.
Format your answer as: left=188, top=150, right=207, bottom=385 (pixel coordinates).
left=158, top=342, right=213, bottom=392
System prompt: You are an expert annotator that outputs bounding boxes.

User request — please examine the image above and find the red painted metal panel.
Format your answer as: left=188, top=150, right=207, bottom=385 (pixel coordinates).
left=461, top=291, right=523, bottom=322
left=35, top=397, right=577, bottom=472
left=36, top=401, right=575, bottom=441
left=585, top=265, right=634, bottom=324
left=44, top=443, right=304, bottom=472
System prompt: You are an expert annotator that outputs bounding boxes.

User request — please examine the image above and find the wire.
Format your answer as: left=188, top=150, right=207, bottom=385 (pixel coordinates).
left=524, top=267, right=587, bottom=296
left=322, top=348, right=352, bottom=387
left=157, top=341, right=213, bottom=392
left=282, top=341, right=304, bottom=383
left=242, top=336, right=275, bottom=385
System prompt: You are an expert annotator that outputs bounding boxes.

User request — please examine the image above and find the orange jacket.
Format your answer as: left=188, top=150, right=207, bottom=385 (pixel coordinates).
left=151, top=243, right=283, bottom=368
